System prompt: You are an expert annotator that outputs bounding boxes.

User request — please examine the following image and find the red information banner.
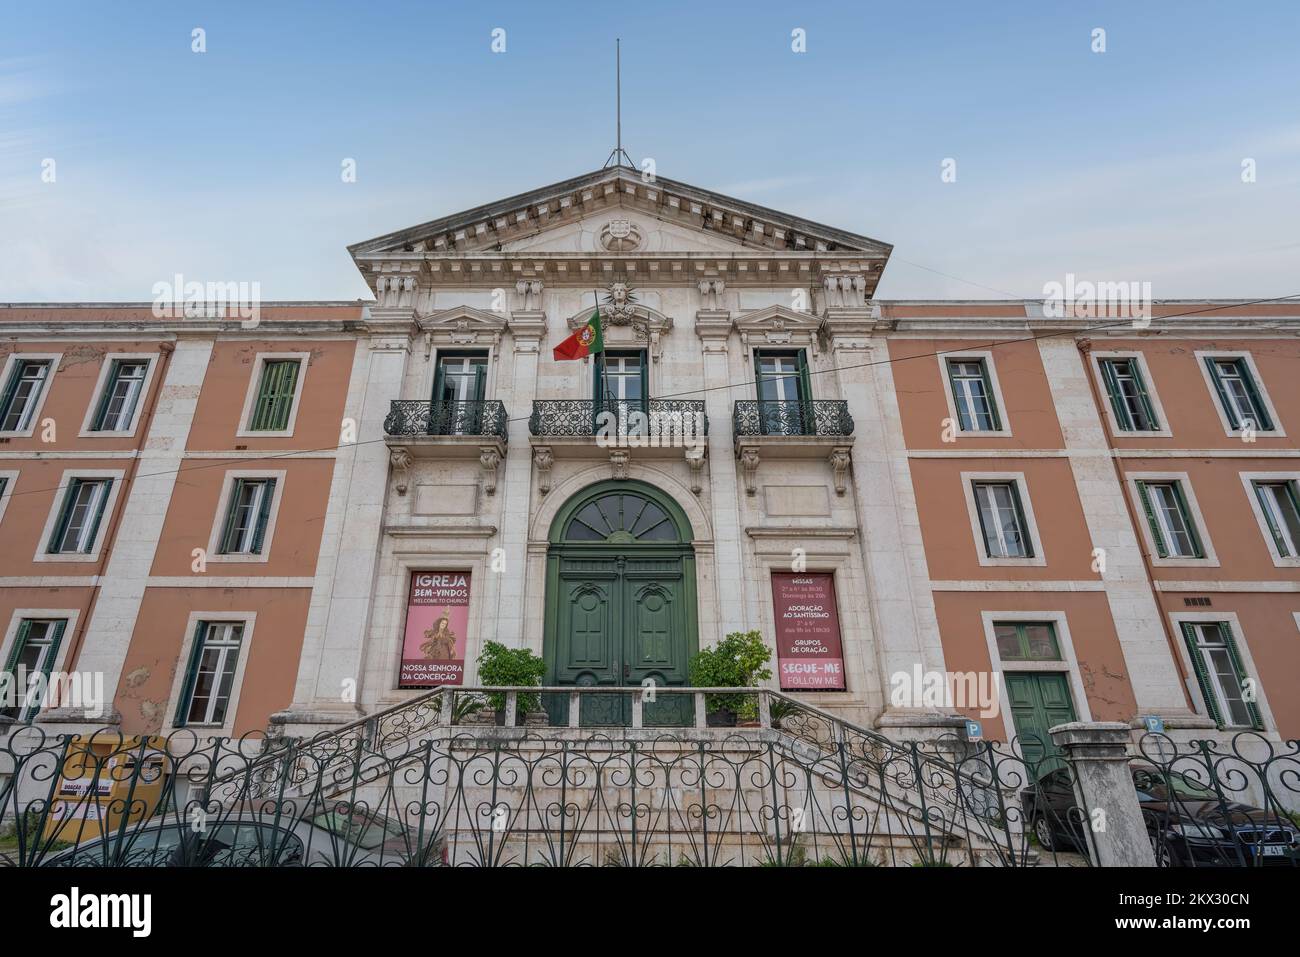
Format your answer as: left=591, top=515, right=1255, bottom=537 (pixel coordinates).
left=398, top=571, right=471, bottom=688
left=771, top=572, right=846, bottom=691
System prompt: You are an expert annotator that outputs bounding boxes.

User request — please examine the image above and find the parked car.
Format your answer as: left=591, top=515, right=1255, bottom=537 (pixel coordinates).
left=43, top=808, right=444, bottom=867
left=1022, top=762, right=1299, bottom=866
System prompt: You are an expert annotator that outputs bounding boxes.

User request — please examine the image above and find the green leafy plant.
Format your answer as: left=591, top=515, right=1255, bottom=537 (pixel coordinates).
left=475, top=641, right=546, bottom=719
left=687, top=630, right=772, bottom=720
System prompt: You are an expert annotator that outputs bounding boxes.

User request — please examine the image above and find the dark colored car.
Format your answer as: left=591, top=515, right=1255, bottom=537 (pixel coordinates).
left=1022, top=762, right=1299, bottom=866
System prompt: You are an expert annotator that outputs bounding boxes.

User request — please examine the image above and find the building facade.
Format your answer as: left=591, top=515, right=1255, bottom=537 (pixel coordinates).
left=2, top=166, right=1298, bottom=753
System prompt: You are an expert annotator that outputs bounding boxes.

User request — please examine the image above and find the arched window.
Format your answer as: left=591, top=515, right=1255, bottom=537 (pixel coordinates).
left=561, top=491, right=681, bottom=543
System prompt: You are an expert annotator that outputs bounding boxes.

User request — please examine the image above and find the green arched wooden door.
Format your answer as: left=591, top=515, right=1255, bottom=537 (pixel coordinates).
left=543, top=480, right=698, bottom=726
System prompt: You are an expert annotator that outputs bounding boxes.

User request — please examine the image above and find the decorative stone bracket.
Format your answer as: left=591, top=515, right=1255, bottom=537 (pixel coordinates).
left=739, top=446, right=761, bottom=495
left=533, top=445, right=554, bottom=496
left=389, top=447, right=412, bottom=495
left=685, top=447, right=706, bottom=495
left=479, top=447, right=501, bottom=495
left=828, top=447, right=852, bottom=496
left=610, top=449, right=630, bottom=480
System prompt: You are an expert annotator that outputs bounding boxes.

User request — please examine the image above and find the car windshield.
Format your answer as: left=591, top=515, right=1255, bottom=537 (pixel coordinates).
left=309, top=810, right=405, bottom=850
left=1132, top=767, right=1215, bottom=801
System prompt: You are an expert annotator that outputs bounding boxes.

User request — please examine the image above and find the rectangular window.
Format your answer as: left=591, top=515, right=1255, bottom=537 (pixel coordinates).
left=218, top=478, right=276, bottom=555
left=994, top=621, right=1061, bottom=661
left=1099, top=358, right=1159, bottom=431
left=1137, top=480, right=1203, bottom=559
left=1206, top=357, right=1273, bottom=431
left=433, top=353, right=488, bottom=403
left=48, top=478, right=113, bottom=554
left=755, top=349, right=811, bottom=435
left=90, top=359, right=149, bottom=432
left=248, top=360, right=301, bottom=432
left=1182, top=622, right=1260, bottom=729
left=946, top=359, right=1001, bottom=431
left=0, top=359, right=52, bottom=432
left=972, top=481, right=1033, bottom=558
left=1, top=618, right=67, bottom=722
left=1253, top=480, right=1300, bottom=558
left=176, top=621, right=245, bottom=727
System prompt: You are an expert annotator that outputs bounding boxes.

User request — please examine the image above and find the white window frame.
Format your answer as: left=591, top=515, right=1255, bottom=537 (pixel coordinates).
left=164, top=611, right=257, bottom=735
left=938, top=351, right=1012, bottom=437
left=78, top=353, right=158, bottom=437
left=0, top=469, right=17, bottom=530
left=1194, top=350, right=1285, bottom=439
left=0, top=608, right=81, bottom=722
left=206, top=469, right=287, bottom=564
left=1089, top=350, right=1172, bottom=438
left=1168, top=611, right=1275, bottom=734
left=34, top=469, right=126, bottom=563
left=236, top=352, right=309, bottom=438
left=1125, top=471, right=1219, bottom=568
left=0, top=352, right=62, bottom=438
left=1239, top=470, right=1300, bottom=568
left=980, top=610, right=1093, bottom=738
left=960, top=471, right=1046, bottom=567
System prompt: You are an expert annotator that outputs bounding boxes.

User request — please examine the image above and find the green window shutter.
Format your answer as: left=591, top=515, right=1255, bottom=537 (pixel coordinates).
left=1253, top=483, right=1286, bottom=554
left=1219, top=624, right=1263, bottom=730
left=431, top=360, right=446, bottom=403
left=1009, top=481, right=1034, bottom=558
left=90, top=361, right=118, bottom=431
left=83, top=479, right=112, bottom=554
left=251, top=479, right=275, bottom=553
left=1099, top=360, right=1130, bottom=429
left=1135, top=480, right=1168, bottom=558
left=252, top=361, right=299, bottom=431
left=971, top=482, right=994, bottom=557
left=174, top=622, right=209, bottom=727
left=796, top=350, right=812, bottom=402
left=943, top=361, right=966, bottom=430
left=1130, top=361, right=1159, bottom=430
left=219, top=479, right=246, bottom=553
left=3, top=619, right=32, bottom=673
left=1204, top=357, right=1239, bottom=429
left=472, top=363, right=487, bottom=402
left=0, top=362, right=24, bottom=425
left=1182, top=623, right=1223, bottom=727
left=1170, top=481, right=1204, bottom=558
left=1238, top=364, right=1273, bottom=430
left=979, top=360, right=1002, bottom=430
left=47, top=480, right=81, bottom=554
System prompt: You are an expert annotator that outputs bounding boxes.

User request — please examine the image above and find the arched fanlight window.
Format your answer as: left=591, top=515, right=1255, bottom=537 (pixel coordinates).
left=562, top=491, right=681, bottom=543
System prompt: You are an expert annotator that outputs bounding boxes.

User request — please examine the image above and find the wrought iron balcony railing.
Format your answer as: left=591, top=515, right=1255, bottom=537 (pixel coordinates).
left=529, top=399, right=708, bottom=438
left=384, top=400, right=508, bottom=443
left=733, top=400, right=854, bottom=438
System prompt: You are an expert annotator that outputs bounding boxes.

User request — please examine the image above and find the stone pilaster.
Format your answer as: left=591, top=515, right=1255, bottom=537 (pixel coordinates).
left=1050, top=721, right=1156, bottom=866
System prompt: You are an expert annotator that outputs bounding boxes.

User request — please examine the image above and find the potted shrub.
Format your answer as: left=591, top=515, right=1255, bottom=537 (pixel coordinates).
left=475, top=641, right=546, bottom=726
left=687, top=630, right=773, bottom=727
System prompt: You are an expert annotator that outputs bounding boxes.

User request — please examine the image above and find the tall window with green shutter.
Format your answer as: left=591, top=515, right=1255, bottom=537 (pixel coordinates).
left=47, top=478, right=113, bottom=554
left=1181, top=621, right=1261, bottom=729
left=1205, top=357, right=1273, bottom=432
left=218, top=478, right=276, bottom=555
left=1099, top=357, right=1159, bottom=431
left=945, top=358, right=1001, bottom=431
left=248, top=359, right=300, bottom=432
left=90, top=359, right=149, bottom=432
left=175, top=621, right=245, bottom=727
left=1136, top=479, right=1204, bottom=558
left=1, top=618, right=67, bottom=722
left=1252, top=480, right=1300, bottom=558
left=0, top=359, right=52, bottom=432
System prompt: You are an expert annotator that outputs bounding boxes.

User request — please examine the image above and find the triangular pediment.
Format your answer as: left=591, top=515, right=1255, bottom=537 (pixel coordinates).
left=419, top=305, right=508, bottom=332
left=349, top=166, right=892, bottom=259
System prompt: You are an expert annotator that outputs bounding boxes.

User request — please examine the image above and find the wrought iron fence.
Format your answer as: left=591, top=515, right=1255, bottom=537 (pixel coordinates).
left=384, top=400, right=508, bottom=442
left=1, top=688, right=1294, bottom=868
left=733, top=400, right=854, bottom=437
left=529, top=399, right=707, bottom=439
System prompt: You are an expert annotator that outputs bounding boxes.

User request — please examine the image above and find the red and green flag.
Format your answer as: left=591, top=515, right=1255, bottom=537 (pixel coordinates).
left=553, top=308, right=604, bottom=361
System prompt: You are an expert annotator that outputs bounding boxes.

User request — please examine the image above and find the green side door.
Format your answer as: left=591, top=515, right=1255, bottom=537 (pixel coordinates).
left=1004, top=672, right=1077, bottom=772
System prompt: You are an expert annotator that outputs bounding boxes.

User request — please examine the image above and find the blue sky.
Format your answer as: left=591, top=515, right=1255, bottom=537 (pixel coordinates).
left=3, top=1, right=1299, bottom=302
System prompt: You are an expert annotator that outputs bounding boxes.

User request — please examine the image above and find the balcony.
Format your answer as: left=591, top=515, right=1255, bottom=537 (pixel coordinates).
left=733, top=400, right=854, bottom=439
left=385, top=399, right=508, bottom=442
left=731, top=400, right=855, bottom=495
left=530, top=399, right=707, bottom=439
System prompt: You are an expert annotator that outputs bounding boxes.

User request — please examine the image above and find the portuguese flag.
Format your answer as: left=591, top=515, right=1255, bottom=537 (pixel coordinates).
left=553, top=308, right=604, bottom=361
